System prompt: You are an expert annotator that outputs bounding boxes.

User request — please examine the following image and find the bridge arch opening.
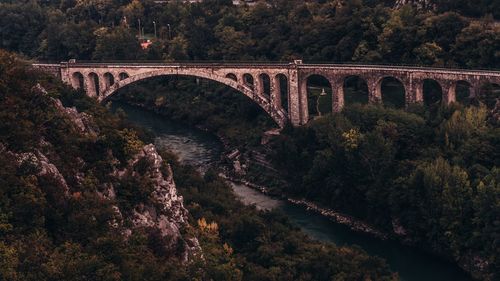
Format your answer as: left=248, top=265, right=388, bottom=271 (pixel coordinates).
left=104, top=72, right=115, bottom=88
left=71, top=72, right=84, bottom=90
left=258, top=73, right=271, bottom=100
left=276, top=74, right=289, bottom=112
left=243, top=73, right=254, bottom=89
left=478, top=82, right=500, bottom=109
left=455, top=80, right=472, bottom=105
left=380, top=77, right=406, bottom=109
left=226, top=73, right=237, bottom=81
left=343, top=76, right=369, bottom=106
left=103, top=71, right=286, bottom=127
left=87, top=72, right=100, bottom=97
left=119, top=72, right=129, bottom=81
left=306, top=74, right=332, bottom=119
left=423, top=79, right=443, bottom=106
left=109, top=75, right=280, bottom=129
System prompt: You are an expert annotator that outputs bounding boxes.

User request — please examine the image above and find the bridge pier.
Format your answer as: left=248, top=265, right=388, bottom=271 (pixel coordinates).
left=254, top=73, right=265, bottom=100
left=442, top=81, right=455, bottom=104
left=332, top=80, right=344, bottom=113
left=368, top=77, right=382, bottom=104
left=85, top=73, right=97, bottom=98
left=288, top=67, right=302, bottom=126
left=270, top=75, right=281, bottom=110
left=99, top=74, right=107, bottom=98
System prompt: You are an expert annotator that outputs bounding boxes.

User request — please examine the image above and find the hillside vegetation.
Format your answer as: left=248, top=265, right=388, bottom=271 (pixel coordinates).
left=0, top=0, right=498, bottom=68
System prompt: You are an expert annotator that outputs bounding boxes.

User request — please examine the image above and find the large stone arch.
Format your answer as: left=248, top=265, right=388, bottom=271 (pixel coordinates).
left=71, top=72, right=84, bottom=90
left=297, top=73, right=335, bottom=123
left=452, top=80, right=473, bottom=104
left=341, top=75, right=369, bottom=106
left=103, top=72, right=115, bottom=88
left=376, top=76, right=407, bottom=108
left=101, top=69, right=287, bottom=127
left=258, top=73, right=271, bottom=100
left=422, top=78, right=443, bottom=106
left=274, top=73, right=289, bottom=112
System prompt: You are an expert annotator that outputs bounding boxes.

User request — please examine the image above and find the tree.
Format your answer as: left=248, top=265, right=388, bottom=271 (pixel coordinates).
left=92, top=27, right=142, bottom=60
left=452, top=21, right=500, bottom=68
left=413, top=42, right=444, bottom=66
left=0, top=242, right=19, bottom=281
left=166, top=35, right=189, bottom=61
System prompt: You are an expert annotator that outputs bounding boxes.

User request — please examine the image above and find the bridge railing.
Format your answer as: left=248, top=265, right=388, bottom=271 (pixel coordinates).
left=32, top=59, right=500, bottom=73
left=302, top=61, right=500, bottom=72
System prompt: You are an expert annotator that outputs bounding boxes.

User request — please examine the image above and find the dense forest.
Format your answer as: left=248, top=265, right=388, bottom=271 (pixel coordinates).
left=0, top=0, right=498, bottom=68
left=0, top=0, right=499, bottom=280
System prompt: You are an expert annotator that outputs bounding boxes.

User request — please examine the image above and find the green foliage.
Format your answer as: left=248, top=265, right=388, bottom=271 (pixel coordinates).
left=93, top=27, right=142, bottom=60
left=270, top=103, right=500, bottom=278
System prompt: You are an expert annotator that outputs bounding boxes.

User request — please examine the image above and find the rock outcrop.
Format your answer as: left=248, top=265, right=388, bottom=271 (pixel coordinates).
left=32, top=83, right=98, bottom=137
left=119, top=144, right=201, bottom=262
left=16, top=149, right=70, bottom=197
left=394, top=0, right=436, bottom=10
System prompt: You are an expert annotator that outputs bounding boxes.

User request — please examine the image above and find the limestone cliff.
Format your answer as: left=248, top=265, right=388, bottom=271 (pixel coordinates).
left=115, top=144, right=201, bottom=262
left=9, top=84, right=201, bottom=263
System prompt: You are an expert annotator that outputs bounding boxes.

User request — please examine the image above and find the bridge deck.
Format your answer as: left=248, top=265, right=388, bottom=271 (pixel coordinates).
left=32, top=61, right=500, bottom=75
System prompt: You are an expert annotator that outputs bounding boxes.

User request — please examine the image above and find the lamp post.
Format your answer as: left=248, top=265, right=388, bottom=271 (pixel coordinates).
left=153, top=21, right=157, bottom=39
left=167, top=23, right=172, bottom=40
left=316, top=88, right=327, bottom=117
left=138, top=19, right=142, bottom=39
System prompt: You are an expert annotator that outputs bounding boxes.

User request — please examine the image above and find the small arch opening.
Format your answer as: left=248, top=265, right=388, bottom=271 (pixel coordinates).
left=478, top=82, right=500, bottom=109
left=259, top=73, right=271, bottom=100
left=455, top=80, right=472, bottom=105
left=381, top=77, right=406, bottom=109
left=307, top=74, right=332, bottom=119
left=343, top=76, right=369, bottom=106
left=71, top=72, right=84, bottom=90
left=243, top=73, right=254, bottom=89
left=277, top=74, right=289, bottom=112
left=88, top=72, right=100, bottom=96
left=423, top=79, right=443, bottom=106
left=104, top=72, right=115, bottom=88
left=119, top=72, right=129, bottom=81
left=226, top=73, right=237, bottom=81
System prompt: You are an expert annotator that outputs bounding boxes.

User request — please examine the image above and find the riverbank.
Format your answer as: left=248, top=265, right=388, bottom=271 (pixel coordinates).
left=220, top=172, right=390, bottom=240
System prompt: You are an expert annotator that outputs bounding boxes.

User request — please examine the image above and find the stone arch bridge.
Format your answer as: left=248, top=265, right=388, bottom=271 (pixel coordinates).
left=33, top=60, right=500, bottom=127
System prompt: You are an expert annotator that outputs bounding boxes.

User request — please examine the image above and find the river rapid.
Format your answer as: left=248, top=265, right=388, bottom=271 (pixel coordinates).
left=111, top=101, right=472, bottom=281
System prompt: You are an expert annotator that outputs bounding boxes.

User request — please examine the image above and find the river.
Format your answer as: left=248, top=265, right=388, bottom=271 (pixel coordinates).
left=111, top=101, right=472, bottom=281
